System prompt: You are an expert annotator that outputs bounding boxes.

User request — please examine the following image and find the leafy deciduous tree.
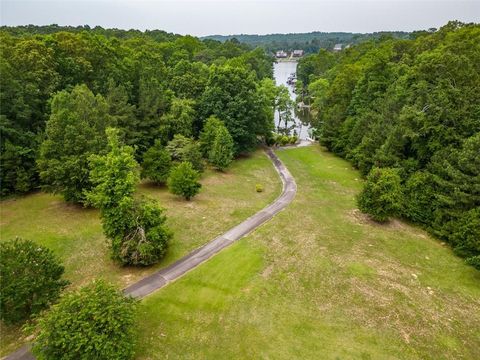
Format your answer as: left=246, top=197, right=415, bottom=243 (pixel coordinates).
left=167, top=161, right=201, bottom=200
left=0, top=238, right=69, bottom=324
left=38, top=84, right=111, bottom=204
left=32, top=280, right=138, bottom=360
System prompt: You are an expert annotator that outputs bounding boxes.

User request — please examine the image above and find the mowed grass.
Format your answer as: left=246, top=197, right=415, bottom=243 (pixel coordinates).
left=136, top=146, right=480, bottom=360
left=0, top=150, right=281, bottom=356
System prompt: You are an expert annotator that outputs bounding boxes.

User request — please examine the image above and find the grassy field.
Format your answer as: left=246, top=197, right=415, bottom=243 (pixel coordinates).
left=0, top=150, right=281, bottom=356
left=136, top=146, right=480, bottom=359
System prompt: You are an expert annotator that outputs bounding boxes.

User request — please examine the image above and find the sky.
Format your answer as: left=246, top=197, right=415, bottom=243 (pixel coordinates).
left=1, top=0, right=479, bottom=36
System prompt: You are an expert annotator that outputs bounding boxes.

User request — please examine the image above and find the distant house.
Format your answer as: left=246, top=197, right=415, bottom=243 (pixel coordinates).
left=292, top=49, right=304, bottom=57
left=333, top=44, right=343, bottom=52
left=276, top=50, right=288, bottom=58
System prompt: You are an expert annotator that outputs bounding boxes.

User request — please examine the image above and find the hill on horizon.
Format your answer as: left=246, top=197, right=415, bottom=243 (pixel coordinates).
left=202, top=30, right=411, bottom=53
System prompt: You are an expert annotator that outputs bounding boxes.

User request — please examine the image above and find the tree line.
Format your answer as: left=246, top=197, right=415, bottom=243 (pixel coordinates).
left=297, top=21, right=480, bottom=269
left=0, top=26, right=276, bottom=197
left=203, top=31, right=411, bottom=54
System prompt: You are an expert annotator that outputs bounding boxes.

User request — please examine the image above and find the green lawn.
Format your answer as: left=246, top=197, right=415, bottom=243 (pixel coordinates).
left=136, top=146, right=480, bottom=359
left=0, top=150, right=281, bottom=356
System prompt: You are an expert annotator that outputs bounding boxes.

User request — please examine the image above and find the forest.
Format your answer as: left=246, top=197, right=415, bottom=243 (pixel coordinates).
left=203, top=31, right=410, bottom=53
left=0, top=24, right=278, bottom=200
left=297, top=21, right=480, bottom=268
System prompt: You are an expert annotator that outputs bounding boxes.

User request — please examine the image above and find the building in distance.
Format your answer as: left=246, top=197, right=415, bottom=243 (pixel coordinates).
left=292, top=49, right=304, bottom=57
left=276, top=50, right=288, bottom=58
left=333, top=44, right=343, bottom=52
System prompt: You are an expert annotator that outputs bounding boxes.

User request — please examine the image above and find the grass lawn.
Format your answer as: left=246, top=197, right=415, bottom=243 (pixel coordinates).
left=0, top=150, right=281, bottom=356
left=136, top=146, right=480, bottom=359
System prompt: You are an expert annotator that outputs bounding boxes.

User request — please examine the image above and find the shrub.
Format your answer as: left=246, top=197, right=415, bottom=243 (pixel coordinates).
left=141, top=140, right=172, bottom=185
left=208, top=126, right=234, bottom=171
left=167, top=162, right=201, bottom=200
left=449, top=207, right=480, bottom=258
left=0, top=239, right=69, bottom=324
left=279, top=135, right=290, bottom=146
left=256, top=183, right=264, bottom=192
left=357, top=167, right=403, bottom=222
left=112, top=198, right=172, bottom=266
left=402, top=171, right=436, bottom=225
left=466, top=256, right=480, bottom=271
left=265, top=131, right=276, bottom=146
left=289, top=136, right=298, bottom=144
left=32, top=280, right=138, bottom=360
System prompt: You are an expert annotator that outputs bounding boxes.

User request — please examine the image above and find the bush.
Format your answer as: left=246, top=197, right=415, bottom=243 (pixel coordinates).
left=141, top=140, right=172, bottom=185
left=208, top=126, right=234, bottom=171
left=279, top=135, right=290, bottom=146
left=466, top=256, right=480, bottom=271
left=256, top=183, right=264, bottom=192
left=402, top=171, right=436, bottom=225
left=112, top=198, right=172, bottom=266
left=289, top=136, right=298, bottom=144
left=0, top=239, right=69, bottom=324
left=32, top=280, right=138, bottom=360
left=167, top=162, right=201, bottom=200
left=264, top=131, right=276, bottom=146
left=357, top=167, right=403, bottom=222
left=449, top=207, right=480, bottom=258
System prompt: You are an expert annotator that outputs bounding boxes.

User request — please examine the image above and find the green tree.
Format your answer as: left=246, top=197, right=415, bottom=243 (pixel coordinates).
left=0, top=116, right=39, bottom=195
left=170, top=60, right=209, bottom=99
left=0, top=239, right=69, bottom=324
left=38, top=84, right=111, bottom=204
left=87, top=129, right=172, bottom=265
left=160, top=97, right=196, bottom=140
left=141, top=140, right=172, bottom=185
left=275, top=85, right=294, bottom=134
left=32, top=280, right=138, bottom=360
left=166, top=134, right=204, bottom=172
left=200, top=65, right=271, bottom=154
left=357, top=167, right=403, bottom=222
left=199, top=115, right=224, bottom=156
left=105, top=79, right=138, bottom=148
left=209, top=126, right=234, bottom=171
left=167, top=161, right=201, bottom=200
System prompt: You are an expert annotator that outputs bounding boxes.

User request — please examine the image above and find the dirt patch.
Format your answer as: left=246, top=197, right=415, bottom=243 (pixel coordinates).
left=346, top=209, right=408, bottom=231
left=261, top=264, right=273, bottom=279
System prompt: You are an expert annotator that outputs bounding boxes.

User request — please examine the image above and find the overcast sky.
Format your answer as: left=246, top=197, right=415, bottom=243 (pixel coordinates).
left=1, top=0, right=479, bottom=36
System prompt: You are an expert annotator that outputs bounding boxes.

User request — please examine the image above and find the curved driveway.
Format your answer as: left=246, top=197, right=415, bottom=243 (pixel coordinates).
left=123, top=148, right=296, bottom=298
left=5, top=148, right=296, bottom=360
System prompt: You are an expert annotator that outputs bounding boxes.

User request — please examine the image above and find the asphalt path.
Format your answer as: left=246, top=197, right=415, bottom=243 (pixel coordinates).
left=5, top=148, right=296, bottom=360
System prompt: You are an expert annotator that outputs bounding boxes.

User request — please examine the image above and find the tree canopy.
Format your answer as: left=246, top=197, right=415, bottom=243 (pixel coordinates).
left=0, top=26, right=276, bottom=198
left=298, top=21, right=480, bottom=265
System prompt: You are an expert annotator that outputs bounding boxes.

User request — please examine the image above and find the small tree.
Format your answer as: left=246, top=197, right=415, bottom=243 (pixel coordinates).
left=141, top=140, right=172, bottom=185
left=32, top=280, right=138, bottom=360
left=0, top=239, right=69, bottom=324
left=199, top=115, right=224, bottom=156
left=114, top=197, right=172, bottom=266
left=87, top=128, right=172, bottom=266
left=167, top=162, right=201, bottom=200
left=209, top=126, right=234, bottom=171
left=357, top=167, right=403, bottom=222
left=166, top=134, right=204, bottom=172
